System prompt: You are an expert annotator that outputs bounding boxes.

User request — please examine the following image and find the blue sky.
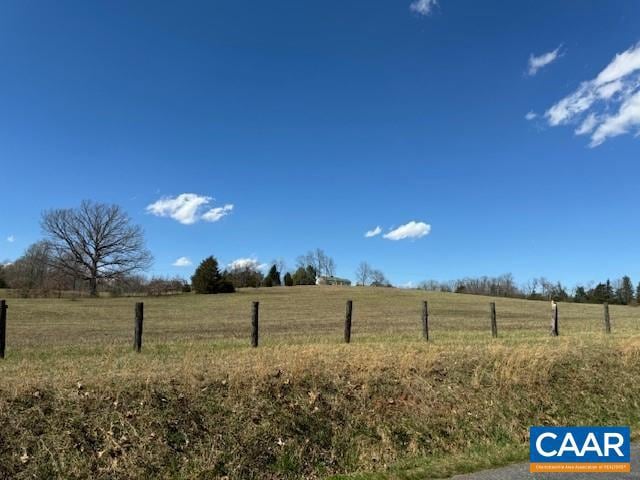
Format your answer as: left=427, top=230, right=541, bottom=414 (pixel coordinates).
left=1, top=0, right=639, bottom=288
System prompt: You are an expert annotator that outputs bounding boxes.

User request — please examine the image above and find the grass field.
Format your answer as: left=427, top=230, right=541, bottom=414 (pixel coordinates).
left=1, top=286, right=639, bottom=479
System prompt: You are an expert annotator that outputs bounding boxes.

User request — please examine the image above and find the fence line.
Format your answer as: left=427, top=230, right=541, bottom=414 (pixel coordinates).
left=0, top=297, right=627, bottom=357
left=251, top=301, right=259, bottom=348
left=344, top=300, right=353, bottom=343
left=550, top=302, right=559, bottom=336
left=0, top=300, right=6, bottom=359
left=490, top=302, right=498, bottom=338
left=134, top=302, right=144, bottom=352
left=603, top=302, right=611, bottom=334
left=422, top=301, right=429, bottom=341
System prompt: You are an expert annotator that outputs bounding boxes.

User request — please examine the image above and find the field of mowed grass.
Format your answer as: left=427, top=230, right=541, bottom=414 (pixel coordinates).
left=1, top=287, right=640, bottom=479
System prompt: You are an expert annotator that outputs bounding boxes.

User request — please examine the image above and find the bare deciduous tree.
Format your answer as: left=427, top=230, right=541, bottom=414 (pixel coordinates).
left=296, top=248, right=336, bottom=277
left=355, top=261, right=372, bottom=286
left=370, top=269, right=389, bottom=287
left=41, top=201, right=153, bottom=296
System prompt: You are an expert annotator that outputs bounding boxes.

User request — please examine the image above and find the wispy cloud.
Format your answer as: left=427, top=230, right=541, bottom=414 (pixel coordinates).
left=545, top=42, right=640, bottom=146
left=172, top=256, right=192, bottom=267
left=202, top=204, right=234, bottom=222
left=528, top=45, right=563, bottom=76
left=6, top=235, right=14, bottom=243
left=383, top=221, right=431, bottom=241
left=575, top=113, right=598, bottom=135
left=410, top=0, right=437, bottom=16
left=525, top=111, right=537, bottom=121
left=364, top=226, right=382, bottom=238
left=227, top=257, right=267, bottom=271
left=146, top=193, right=233, bottom=224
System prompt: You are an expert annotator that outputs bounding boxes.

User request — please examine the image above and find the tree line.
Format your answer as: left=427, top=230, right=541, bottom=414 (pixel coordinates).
left=1, top=200, right=636, bottom=305
left=419, top=274, right=640, bottom=305
left=0, top=201, right=346, bottom=296
left=192, top=249, right=337, bottom=293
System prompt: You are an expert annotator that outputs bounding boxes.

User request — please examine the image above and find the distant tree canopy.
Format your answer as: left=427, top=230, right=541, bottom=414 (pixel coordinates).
left=1, top=241, right=75, bottom=294
left=355, top=262, right=372, bottom=286
left=618, top=276, right=635, bottom=305
left=226, top=265, right=263, bottom=289
left=283, top=272, right=293, bottom=287
left=41, top=201, right=152, bottom=296
left=191, top=256, right=234, bottom=294
left=292, top=265, right=317, bottom=285
left=296, top=249, right=335, bottom=277
left=263, top=265, right=281, bottom=287
left=355, top=261, right=390, bottom=287
left=0, top=264, right=9, bottom=289
left=419, top=273, right=637, bottom=305
left=370, top=269, right=391, bottom=287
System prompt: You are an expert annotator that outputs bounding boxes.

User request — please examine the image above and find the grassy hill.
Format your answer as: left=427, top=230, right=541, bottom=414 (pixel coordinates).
left=1, top=287, right=639, bottom=479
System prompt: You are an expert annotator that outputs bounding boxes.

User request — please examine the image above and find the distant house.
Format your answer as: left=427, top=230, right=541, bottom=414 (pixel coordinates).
left=316, top=275, right=352, bottom=286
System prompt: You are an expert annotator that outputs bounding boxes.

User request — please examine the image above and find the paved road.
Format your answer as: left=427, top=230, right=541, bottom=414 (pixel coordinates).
left=449, top=445, right=640, bottom=479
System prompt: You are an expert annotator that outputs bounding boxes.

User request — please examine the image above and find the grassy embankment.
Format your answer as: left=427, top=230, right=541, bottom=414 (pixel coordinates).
left=0, top=286, right=639, bottom=479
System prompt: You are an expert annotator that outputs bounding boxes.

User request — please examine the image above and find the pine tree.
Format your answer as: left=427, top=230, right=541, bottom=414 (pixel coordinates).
left=263, top=265, right=281, bottom=287
left=605, top=279, right=614, bottom=303
left=292, top=265, right=317, bottom=285
left=283, top=272, right=293, bottom=286
left=618, top=276, right=634, bottom=305
left=574, top=286, right=587, bottom=303
left=191, top=256, right=235, bottom=294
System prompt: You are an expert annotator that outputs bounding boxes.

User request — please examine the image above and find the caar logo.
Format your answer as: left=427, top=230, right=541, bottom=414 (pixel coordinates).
left=530, top=426, right=631, bottom=473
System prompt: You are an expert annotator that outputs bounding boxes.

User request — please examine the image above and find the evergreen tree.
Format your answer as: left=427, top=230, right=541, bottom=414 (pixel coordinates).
left=574, top=286, right=587, bottom=303
left=292, top=265, right=317, bottom=285
left=617, top=276, right=634, bottom=305
left=283, top=272, right=293, bottom=286
left=191, top=256, right=235, bottom=294
left=587, top=283, right=608, bottom=304
left=605, top=279, right=615, bottom=303
left=637, top=282, right=640, bottom=305
left=263, top=265, right=281, bottom=287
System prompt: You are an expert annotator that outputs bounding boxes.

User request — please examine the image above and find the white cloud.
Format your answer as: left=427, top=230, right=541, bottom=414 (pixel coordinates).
left=6, top=235, right=14, bottom=243
left=575, top=113, right=598, bottom=136
left=202, top=204, right=234, bottom=222
left=525, top=111, right=537, bottom=121
left=528, top=46, right=562, bottom=76
left=146, top=193, right=233, bottom=224
left=364, top=226, right=382, bottom=238
left=383, top=221, right=431, bottom=241
left=544, top=42, right=640, bottom=146
left=590, top=90, right=640, bottom=147
left=595, top=44, right=640, bottom=85
left=597, top=79, right=624, bottom=100
left=410, top=0, right=437, bottom=16
left=227, top=257, right=266, bottom=271
left=172, top=256, right=193, bottom=267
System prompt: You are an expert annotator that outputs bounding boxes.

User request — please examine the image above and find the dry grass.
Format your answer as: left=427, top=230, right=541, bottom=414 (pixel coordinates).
left=0, top=287, right=639, bottom=479
left=2, top=286, right=638, bottom=351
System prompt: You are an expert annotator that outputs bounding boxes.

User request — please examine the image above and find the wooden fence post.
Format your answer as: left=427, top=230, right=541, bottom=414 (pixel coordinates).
left=490, top=302, right=498, bottom=338
left=0, top=300, right=7, bottom=359
left=422, top=301, right=429, bottom=341
left=344, top=300, right=353, bottom=343
left=251, top=301, right=259, bottom=348
left=134, top=302, right=144, bottom=352
left=603, top=302, right=611, bottom=334
left=550, top=301, right=559, bottom=336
